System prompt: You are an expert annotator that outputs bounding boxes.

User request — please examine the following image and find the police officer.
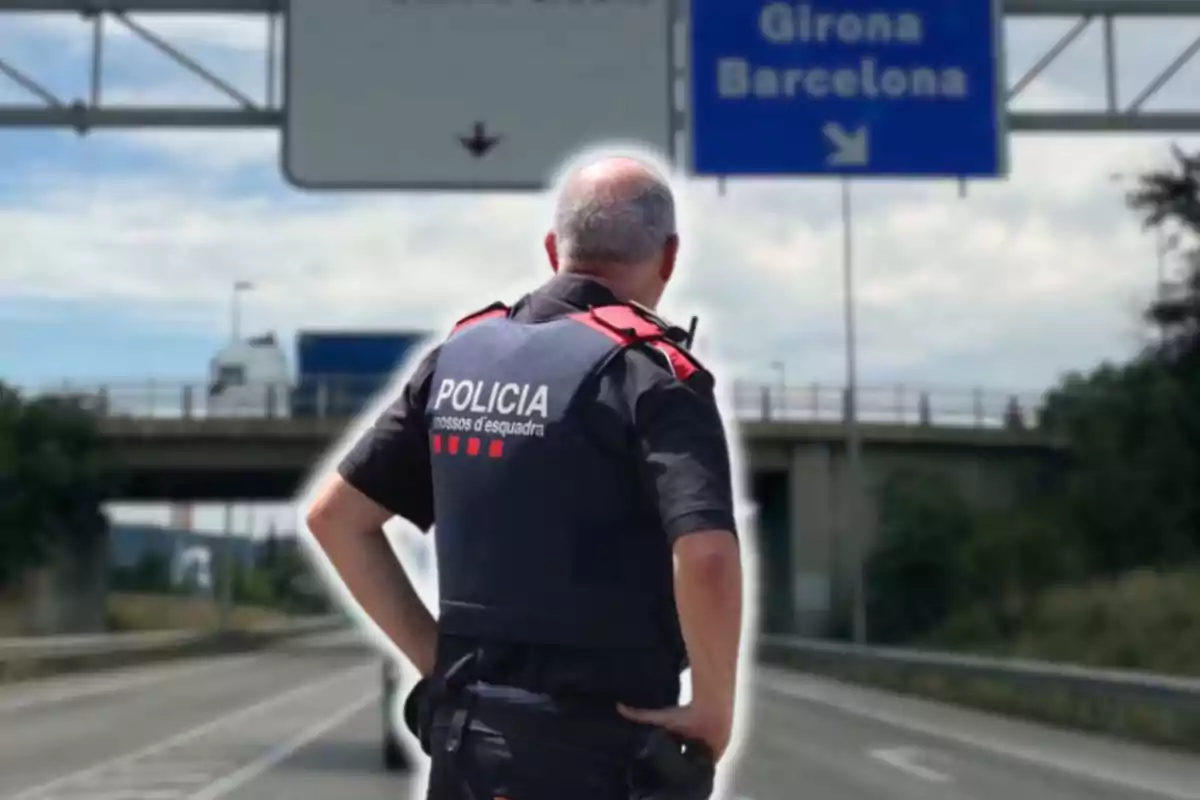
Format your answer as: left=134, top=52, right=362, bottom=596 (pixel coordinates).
left=306, top=155, right=744, bottom=799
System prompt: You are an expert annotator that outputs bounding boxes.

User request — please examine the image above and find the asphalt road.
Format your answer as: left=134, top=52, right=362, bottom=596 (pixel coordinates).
left=2, top=631, right=1199, bottom=800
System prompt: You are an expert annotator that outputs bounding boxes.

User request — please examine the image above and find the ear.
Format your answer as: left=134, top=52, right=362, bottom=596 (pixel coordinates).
left=544, top=232, right=560, bottom=273
left=659, top=234, right=679, bottom=283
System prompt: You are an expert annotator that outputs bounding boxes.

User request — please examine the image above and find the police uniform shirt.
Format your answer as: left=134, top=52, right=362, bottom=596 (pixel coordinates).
left=336, top=273, right=738, bottom=707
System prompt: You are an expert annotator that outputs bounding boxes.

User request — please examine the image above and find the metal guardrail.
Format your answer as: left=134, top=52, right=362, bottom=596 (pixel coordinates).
left=0, top=629, right=205, bottom=659
left=28, top=378, right=1052, bottom=431
left=11, top=627, right=1193, bottom=706
left=0, top=615, right=344, bottom=666
left=760, top=636, right=1200, bottom=705
left=760, top=636, right=1200, bottom=745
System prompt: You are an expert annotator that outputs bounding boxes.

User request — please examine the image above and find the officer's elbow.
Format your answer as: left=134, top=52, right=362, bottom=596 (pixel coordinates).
left=304, top=486, right=347, bottom=544
left=304, top=475, right=391, bottom=544
left=304, top=503, right=335, bottom=543
left=673, top=530, right=740, bottom=584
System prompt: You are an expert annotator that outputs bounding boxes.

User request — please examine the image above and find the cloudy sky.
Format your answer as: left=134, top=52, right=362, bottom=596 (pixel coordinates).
left=1, top=7, right=1198, bottom=534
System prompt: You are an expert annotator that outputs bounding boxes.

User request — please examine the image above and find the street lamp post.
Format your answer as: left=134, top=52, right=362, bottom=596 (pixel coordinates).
left=220, top=280, right=254, bottom=629
left=841, top=179, right=868, bottom=645
left=231, top=280, right=254, bottom=342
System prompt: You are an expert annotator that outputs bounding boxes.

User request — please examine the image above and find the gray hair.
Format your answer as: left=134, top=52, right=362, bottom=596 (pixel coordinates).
left=553, top=170, right=677, bottom=269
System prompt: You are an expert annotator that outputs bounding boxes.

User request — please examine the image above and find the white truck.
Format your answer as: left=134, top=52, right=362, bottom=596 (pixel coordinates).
left=206, top=333, right=291, bottom=418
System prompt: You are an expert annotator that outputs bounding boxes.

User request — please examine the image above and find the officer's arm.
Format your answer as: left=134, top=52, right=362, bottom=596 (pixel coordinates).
left=304, top=351, right=439, bottom=678
left=631, top=355, right=743, bottom=735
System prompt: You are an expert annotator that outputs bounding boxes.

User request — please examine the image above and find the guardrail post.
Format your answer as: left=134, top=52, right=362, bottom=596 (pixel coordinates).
left=918, top=392, right=931, bottom=426
left=809, top=383, right=820, bottom=420
left=760, top=386, right=771, bottom=420
left=181, top=385, right=193, bottom=419
left=973, top=388, right=985, bottom=427
left=841, top=388, right=851, bottom=423
left=97, top=386, right=110, bottom=417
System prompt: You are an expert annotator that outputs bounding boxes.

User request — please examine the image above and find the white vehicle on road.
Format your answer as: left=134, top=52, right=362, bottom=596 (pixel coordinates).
left=381, top=525, right=436, bottom=772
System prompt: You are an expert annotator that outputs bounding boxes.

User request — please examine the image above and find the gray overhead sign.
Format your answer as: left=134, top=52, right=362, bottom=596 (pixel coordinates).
left=282, top=0, right=676, bottom=191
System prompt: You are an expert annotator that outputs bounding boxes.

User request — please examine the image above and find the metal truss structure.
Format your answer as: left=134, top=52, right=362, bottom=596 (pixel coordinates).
left=1, top=0, right=1200, bottom=134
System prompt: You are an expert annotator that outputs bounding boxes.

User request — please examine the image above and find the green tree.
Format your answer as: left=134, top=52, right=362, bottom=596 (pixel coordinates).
left=233, top=562, right=275, bottom=607
left=127, top=550, right=173, bottom=593
left=862, top=148, right=1200, bottom=654
left=0, top=385, right=38, bottom=586
left=956, top=506, right=1075, bottom=638
left=0, top=383, right=115, bottom=589
left=1039, top=362, right=1199, bottom=574
left=1023, top=147, right=1200, bottom=578
left=1127, top=144, right=1200, bottom=360
left=865, top=468, right=976, bottom=644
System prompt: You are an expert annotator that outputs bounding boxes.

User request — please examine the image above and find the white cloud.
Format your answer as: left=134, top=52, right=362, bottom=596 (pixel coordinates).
left=1, top=10, right=1187, bottom=537
left=3, top=10, right=1199, bottom=400
left=115, top=129, right=279, bottom=171
left=4, top=126, right=1195, bottom=395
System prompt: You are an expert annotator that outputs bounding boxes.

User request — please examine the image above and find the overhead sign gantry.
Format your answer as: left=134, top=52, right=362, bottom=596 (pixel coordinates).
left=1, top=0, right=1199, bottom=189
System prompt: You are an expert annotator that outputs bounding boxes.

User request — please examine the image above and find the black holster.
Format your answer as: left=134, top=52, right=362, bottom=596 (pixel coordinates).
left=629, top=728, right=716, bottom=800
left=402, top=651, right=478, bottom=756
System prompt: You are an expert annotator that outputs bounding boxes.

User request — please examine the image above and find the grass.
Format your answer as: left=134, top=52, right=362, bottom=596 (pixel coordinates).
left=105, top=592, right=296, bottom=633
left=763, top=567, right=1200, bottom=752
left=0, top=591, right=296, bottom=637
left=927, top=567, right=1200, bottom=677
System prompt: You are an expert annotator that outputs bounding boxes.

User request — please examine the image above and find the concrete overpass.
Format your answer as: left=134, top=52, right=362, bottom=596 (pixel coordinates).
left=99, top=415, right=1064, bottom=499
left=82, top=379, right=1068, bottom=637
left=86, top=379, right=1065, bottom=498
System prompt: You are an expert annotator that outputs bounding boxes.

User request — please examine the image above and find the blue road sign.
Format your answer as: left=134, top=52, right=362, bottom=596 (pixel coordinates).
left=688, top=0, right=1007, bottom=177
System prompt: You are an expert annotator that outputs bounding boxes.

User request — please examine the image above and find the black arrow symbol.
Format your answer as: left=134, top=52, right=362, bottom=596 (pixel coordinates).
left=458, top=122, right=501, bottom=158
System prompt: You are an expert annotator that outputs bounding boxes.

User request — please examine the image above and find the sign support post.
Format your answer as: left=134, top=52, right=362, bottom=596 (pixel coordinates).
left=688, top=0, right=1009, bottom=641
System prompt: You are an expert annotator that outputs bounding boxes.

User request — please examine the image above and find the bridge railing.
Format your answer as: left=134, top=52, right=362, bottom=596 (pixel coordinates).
left=28, top=378, right=1051, bottom=430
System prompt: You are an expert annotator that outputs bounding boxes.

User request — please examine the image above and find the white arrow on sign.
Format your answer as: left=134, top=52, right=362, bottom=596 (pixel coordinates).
left=823, top=122, right=869, bottom=167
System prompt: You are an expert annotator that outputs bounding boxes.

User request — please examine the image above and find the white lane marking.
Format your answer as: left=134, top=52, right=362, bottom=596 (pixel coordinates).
left=7, top=663, right=373, bottom=800
left=185, top=692, right=378, bottom=800
left=760, top=672, right=1200, bottom=800
left=0, top=655, right=266, bottom=714
left=869, top=746, right=953, bottom=783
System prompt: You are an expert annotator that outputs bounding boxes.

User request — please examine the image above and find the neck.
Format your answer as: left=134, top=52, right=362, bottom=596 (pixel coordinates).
left=560, top=264, right=654, bottom=308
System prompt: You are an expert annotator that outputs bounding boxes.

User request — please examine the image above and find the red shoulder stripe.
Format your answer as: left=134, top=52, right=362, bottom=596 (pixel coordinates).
left=450, top=304, right=508, bottom=335
left=650, top=342, right=699, bottom=382
left=567, top=306, right=700, bottom=382
left=587, top=304, right=665, bottom=340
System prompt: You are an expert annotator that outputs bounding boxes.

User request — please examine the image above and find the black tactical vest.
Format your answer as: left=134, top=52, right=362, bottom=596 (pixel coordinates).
left=425, top=304, right=688, bottom=662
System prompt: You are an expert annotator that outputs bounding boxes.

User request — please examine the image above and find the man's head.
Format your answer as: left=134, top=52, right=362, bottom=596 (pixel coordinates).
left=545, top=155, right=679, bottom=309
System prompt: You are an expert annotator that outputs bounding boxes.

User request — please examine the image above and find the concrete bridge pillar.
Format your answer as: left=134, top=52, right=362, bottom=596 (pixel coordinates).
left=788, top=444, right=835, bottom=637
left=20, top=531, right=110, bottom=635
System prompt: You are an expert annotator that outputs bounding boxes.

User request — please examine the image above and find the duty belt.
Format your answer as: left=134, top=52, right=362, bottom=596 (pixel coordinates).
left=402, top=650, right=715, bottom=800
